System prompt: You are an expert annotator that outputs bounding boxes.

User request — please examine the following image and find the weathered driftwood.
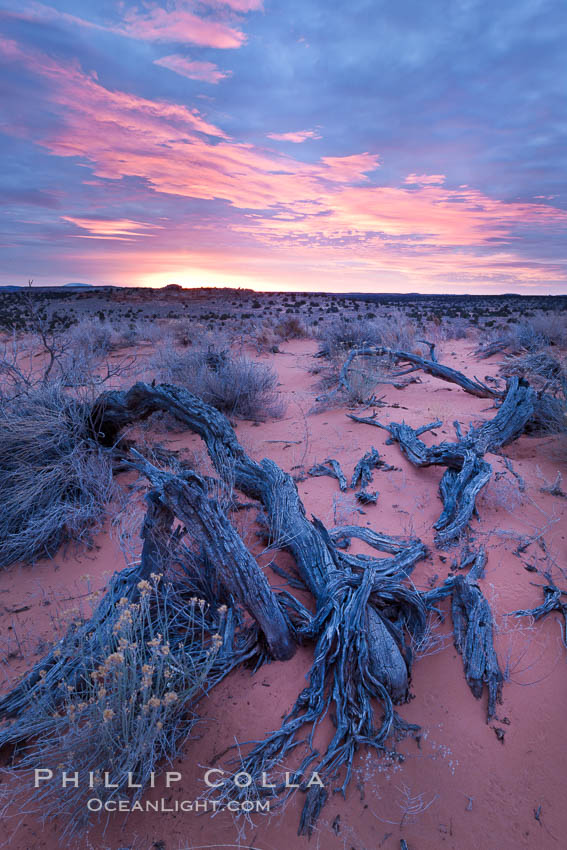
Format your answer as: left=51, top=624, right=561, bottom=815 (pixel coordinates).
left=208, top=565, right=425, bottom=836
left=131, top=451, right=295, bottom=661
left=451, top=575, right=503, bottom=721
left=2, top=369, right=530, bottom=836
left=424, top=547, right=503, bottom=721
left=308, top=458, right=348, bottom=491
left=356, top=489, right=378, bottom=504
left=474, top=338, right=510, bottom=359
left=336, top=546, right=424, bottom=579
left=339, top=344, right=561, bottom=435
left=509, top=581, right=567, bottom=647
left=329, top=525, right=418, bottom=554
left=339, top=346, right=502, bottom=400
left=0, top=489, right=258, bottom=728
left=331, top=526, right=428, bottom=581
left=138, top=490, right=175, bottom=582
left=87, top=381, right=429, bottom=830
left=1, top=371, right=519, bottom=835
left=435, top=457, right=492, bottom=546
left=349, top=379, right=535, bottom=544
left=351, top=446, right=382, bottom=488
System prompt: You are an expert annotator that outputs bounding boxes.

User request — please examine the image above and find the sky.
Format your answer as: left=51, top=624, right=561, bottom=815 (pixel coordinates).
left=0, top=0, right=566, bottom=293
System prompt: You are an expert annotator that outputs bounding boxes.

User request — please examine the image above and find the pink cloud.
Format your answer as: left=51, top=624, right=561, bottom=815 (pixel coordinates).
left=267, top=130, right=321, bottom=143
left=63, top=216, right=161, bottom=240
left=154, top=54, right=230, bottom=83
left=405, top=173, right=446, bottom=185
left=318, top=153, right=380, bottom=183
left=4, top=1, right=248, bottom=50
left=2, top=36, right=566, bottom=288
left=121, top=5, right=245, bottom=49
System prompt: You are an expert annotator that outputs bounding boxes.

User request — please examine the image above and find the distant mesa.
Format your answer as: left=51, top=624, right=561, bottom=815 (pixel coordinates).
left=63, top=282, right=94, bottom=288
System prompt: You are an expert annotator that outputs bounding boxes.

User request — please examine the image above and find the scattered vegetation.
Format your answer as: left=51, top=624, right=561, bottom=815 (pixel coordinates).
left=0, top=285, right=566, bottom=846
left=316, top=312, right=416, bottom=359
left=150, top=343, right=285, bottom=420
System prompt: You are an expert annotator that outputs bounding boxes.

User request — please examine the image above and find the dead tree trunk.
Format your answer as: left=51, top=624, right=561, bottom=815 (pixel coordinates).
left=87, top=381, right=430, bottom=831
left=131, top=451, right=296, bottom=661
left=339, top=346, right=502, bottom=399
left=424, top=548, right=503, bottom=721
left=348, top=378, right=535, bottom=544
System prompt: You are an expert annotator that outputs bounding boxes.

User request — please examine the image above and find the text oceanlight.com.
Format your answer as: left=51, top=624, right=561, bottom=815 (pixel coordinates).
left=86, top=798, right=270, bottom=813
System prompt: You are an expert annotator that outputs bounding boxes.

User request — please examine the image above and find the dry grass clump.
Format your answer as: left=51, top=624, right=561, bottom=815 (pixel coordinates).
left=339, top=355, right=391, bottom=404
left=439, top=317, right=470, bottom=340
left=0, top=383, right=117, bottom=568
left=504, top=349, right=566, bottom=388
left=477, top=315, right=567, bottom=359
left=317, top=311, right=416, bottom=359
left=313, top=312, right=418, bottom=406
left=0, top=575, right=227, bottom=839
left=59, top=320, right=137, bottom=387
left=64, top=320, right=113, bottom=359
left=253, top=325, right=280, bottom=353
left=150, top=343, right=285, bottom=420
left=474, top=314, right=567, bottom=434
left=512, top=315, right=567, bottom=350
left=273, top=316, right=308, bottom=339
left=502, top=337, right=566, bottom=435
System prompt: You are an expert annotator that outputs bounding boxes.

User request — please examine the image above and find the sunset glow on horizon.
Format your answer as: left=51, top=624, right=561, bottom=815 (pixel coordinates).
left=1, top=1, right=566, bottom=294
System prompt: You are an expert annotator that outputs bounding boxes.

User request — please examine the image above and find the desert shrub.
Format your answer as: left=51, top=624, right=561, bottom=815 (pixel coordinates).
left=316, top=317, right=382, bottom=358
left=504, top=350, right=566, bottom=387
left=522, top=314, right=567, bottom=348
left=528, top=392, right=567, bottom=435
left=108, top=320, right=142, bottom=348
left=0, top=384, right=117, bottom=568
left=1, top=576, right=226, bottom=838
left=509, top=319, right=551, bottom=353
left=340, top=355, right=390, bottom=404
left=150, top=343, right=285, bottom=420
left=444, top=317, right=470, bottom=340
left=482, top=315, right=567, bottom=357
left=253, top=325, right=280, bottom=353
left=64, top=319, right=113, bottom=359
left=274, top=316, right=308, bottom=339
left=317, top=311, right=416, bottom=358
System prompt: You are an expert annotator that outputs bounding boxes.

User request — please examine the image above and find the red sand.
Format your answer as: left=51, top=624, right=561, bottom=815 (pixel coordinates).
left=1, top=340, right=566, bottom=850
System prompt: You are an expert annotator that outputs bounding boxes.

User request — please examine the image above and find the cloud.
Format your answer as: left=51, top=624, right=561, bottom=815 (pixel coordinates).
left=154, top=54, right=230, bottom=83
left=63, top=216, right=162, bottom=240
left=1, top=30, right=566, bottom=290
left=205, top=0, right=264, bottom=10
left=121, top=4, right=246, bottom=49
left=267, top=129, right=321, bottom=143
left=404, top=173, right=446, bottom=186
left=2, top=0, right=251, bottom=50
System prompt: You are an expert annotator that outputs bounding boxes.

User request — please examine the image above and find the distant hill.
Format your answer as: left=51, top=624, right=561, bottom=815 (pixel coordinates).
left=0, top=282, right=96, bottom=291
